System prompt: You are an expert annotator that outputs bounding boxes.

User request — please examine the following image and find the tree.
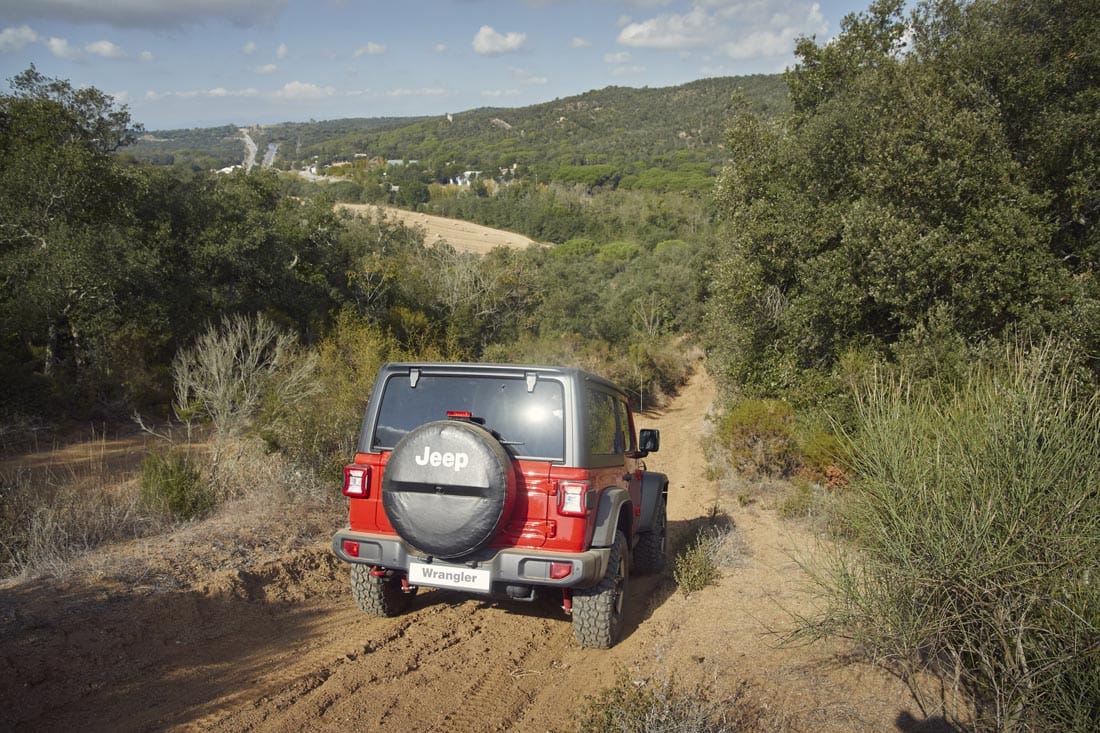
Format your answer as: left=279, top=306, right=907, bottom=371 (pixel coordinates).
left=707, top=0, right=1090, bottom=398
left=0, top=66, right=144, bottom=408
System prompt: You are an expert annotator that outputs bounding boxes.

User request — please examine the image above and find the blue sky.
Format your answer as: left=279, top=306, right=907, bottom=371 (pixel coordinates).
left=1, top=0, right=872, bottom=130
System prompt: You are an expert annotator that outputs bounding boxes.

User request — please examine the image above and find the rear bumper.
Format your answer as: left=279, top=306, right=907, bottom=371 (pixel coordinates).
left=332, top=529, right=610, bottom=590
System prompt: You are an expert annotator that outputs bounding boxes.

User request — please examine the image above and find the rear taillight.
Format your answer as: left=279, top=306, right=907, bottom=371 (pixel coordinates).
left=343, top=466, right=370, bottom=497
left=557, top=481, right=593, bottom=517
left=550, top=562, right=573, bottom=579
left=342, top=540, right=360, bottom=558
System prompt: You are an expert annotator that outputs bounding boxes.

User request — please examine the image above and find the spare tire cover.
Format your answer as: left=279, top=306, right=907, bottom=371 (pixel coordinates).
left=382, top=420, right=516, bottom=559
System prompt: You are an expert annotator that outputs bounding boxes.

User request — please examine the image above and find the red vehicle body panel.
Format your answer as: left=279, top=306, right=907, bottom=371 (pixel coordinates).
left=346, top=451, right=631, bottom=554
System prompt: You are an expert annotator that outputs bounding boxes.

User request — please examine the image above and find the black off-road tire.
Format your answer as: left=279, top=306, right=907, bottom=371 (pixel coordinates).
left=633, top=493, right=667, bottom=575
left=572, top=530, right=630, bottom=649
left=351, top=564, right=415, bottom=617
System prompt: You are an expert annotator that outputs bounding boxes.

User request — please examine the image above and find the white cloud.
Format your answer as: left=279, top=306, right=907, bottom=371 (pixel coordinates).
left=482, top=89, right=519, bottom=98
left=604, top=51, right=631, bottom=64
left=46, top=37, right=80, bottom=60
left=472, top=25, right=526, bottom=56
left=242, top=41, right=257, bottom=55
left=386, top=87, right=448, bottom=98
left=3, top=0, right=288, bottom=30
left=721, top=29, right=795, bottom=59
left=617, top=0, right=827, bottom=60
left=617, top=7, right=714, bottom=50
left=140, top=50, right=153, bottom=62
left=255, top=63, right=277, bottom=73
left=0, top=25, right=39, bottom=53
left=612, top=64, right=645, bottom=77
left=86, top=39, right=125, bottom=58
left=276, top=42, right=288, bottom=59
left=274, top=81, right=334, bottom=100
left=354, top=42, right=385, bottom=57
left=511, top=67, right=547, bottom=85
left=149, top=87, right=259, bottom=100
left=569, top=37, right=591, bottom=49
left=434, top=43, right=447, bottom=53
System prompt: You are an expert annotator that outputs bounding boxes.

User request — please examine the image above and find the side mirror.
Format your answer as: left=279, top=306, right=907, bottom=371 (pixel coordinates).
left=639, top=428, right=660, bottom=454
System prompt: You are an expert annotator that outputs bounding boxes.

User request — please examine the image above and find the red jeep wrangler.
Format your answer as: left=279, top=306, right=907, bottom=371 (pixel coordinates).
left=332, top=362, right=667, bottom=648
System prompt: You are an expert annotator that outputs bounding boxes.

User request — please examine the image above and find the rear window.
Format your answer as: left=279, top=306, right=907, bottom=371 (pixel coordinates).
left=371, top=373, right=565, bottom=461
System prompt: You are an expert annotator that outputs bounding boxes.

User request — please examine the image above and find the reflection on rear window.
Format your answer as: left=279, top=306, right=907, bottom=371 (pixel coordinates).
left=372, top=374, right=565, bottom=461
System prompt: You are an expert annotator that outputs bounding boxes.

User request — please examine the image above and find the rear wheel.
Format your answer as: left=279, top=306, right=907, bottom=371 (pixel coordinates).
left=572, top=530, right=630, bottom=648
left=351, top=564, right=415, bottom=617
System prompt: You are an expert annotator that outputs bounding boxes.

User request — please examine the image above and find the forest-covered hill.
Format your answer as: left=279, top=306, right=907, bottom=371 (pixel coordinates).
left=127, top=75, right=788, bottom=179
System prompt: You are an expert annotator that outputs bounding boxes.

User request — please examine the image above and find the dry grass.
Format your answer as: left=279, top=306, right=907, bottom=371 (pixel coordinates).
left=575, top=670, right=773, bottom=733
left=0, top=418, right=336, bottom=581
left=0, top=433, right=159, bottom=578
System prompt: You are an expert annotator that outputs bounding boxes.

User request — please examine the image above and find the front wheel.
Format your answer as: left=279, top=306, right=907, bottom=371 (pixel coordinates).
left=351, top=564, right=415, bottom=617
left=572, top=530, right=630, bottom=648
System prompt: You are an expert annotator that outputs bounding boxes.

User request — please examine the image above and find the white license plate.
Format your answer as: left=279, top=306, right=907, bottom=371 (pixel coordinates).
left=408, top=561, right=492, bottom=592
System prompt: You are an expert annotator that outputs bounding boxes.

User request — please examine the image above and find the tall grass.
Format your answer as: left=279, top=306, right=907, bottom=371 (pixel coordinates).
left=1, top=465, right=153, bottom=578
left=798, top=341, right=1100, bottom=731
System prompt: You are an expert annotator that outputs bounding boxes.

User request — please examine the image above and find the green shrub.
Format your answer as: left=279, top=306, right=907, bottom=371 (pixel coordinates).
left=778, top=479, right=815, bottom=520
left=800, top=340, right=1100, bottom=732
left=673, top=516, right=737, bottom=595
left=673, top=540, right=720, bottom=595
left=576, top=670, right=763, bottom=733
left=140, top=449, right=213, bottom=521
left=262, top=311, right=403, bottom=477
left=716, top=398, right=798, bottom=478
left=482, top=332, right=694, bottom=412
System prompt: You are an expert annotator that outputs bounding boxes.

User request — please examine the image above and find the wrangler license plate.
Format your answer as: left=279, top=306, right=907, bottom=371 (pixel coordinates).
left=407, top=561, right=492, bottom=592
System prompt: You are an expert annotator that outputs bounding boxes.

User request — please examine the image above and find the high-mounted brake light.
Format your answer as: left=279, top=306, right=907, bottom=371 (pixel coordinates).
left=446, top=410, right=473, bottom=419
left=343, top=466, right=370, bottom=497
left=557, top=481, right=592, bottom=517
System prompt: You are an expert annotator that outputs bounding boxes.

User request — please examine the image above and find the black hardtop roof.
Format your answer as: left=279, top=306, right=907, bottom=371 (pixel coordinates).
left=378, top=361, right=625, bottom=396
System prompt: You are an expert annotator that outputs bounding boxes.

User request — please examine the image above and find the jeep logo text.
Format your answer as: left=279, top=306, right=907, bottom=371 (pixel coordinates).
left=414, top=445, right=470, bottom=471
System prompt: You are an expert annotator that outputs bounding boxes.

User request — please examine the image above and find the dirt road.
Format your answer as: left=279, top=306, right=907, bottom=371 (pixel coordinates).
left=336, top=203, right=539, bottom=254
left=0, top=369, right=925, bottom=732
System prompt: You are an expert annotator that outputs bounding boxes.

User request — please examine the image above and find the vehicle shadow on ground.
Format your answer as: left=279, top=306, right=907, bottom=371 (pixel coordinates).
left=620, top=512, right=735, bottom=642
left=0, top=575, right=339, bottom=733
left=392, top=512, right=732, bottom=644
left=406, top=513, right=735, bottom=639
left=895, top=711, right=963, bottom=732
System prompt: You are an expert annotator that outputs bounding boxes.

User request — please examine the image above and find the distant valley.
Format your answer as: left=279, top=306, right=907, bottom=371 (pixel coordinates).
left=127, top=74, right=788, bottom=188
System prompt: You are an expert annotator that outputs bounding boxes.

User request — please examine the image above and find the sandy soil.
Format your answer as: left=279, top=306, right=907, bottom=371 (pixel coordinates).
left=0, top=369, right=936, bottom=732
left=336, top=204, right=540, bottom=254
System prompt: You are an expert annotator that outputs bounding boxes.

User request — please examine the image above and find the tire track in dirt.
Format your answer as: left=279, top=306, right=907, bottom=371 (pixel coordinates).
left=200, top=588, right=576, bottom=732
left=2, top=366, right=930, bottom=732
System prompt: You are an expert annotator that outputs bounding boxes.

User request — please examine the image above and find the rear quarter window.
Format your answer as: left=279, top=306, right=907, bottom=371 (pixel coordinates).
left=586, top=389, right=621, bottom=456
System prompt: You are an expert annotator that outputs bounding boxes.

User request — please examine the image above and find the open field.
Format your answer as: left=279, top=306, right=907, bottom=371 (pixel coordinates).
left=337, top=203, right=540, bottom=254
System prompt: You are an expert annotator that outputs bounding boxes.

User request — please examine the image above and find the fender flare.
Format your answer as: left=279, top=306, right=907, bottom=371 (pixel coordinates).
left=590, top=487, right=632, bottom=548
left=636, top=471, right=669, bottom=532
